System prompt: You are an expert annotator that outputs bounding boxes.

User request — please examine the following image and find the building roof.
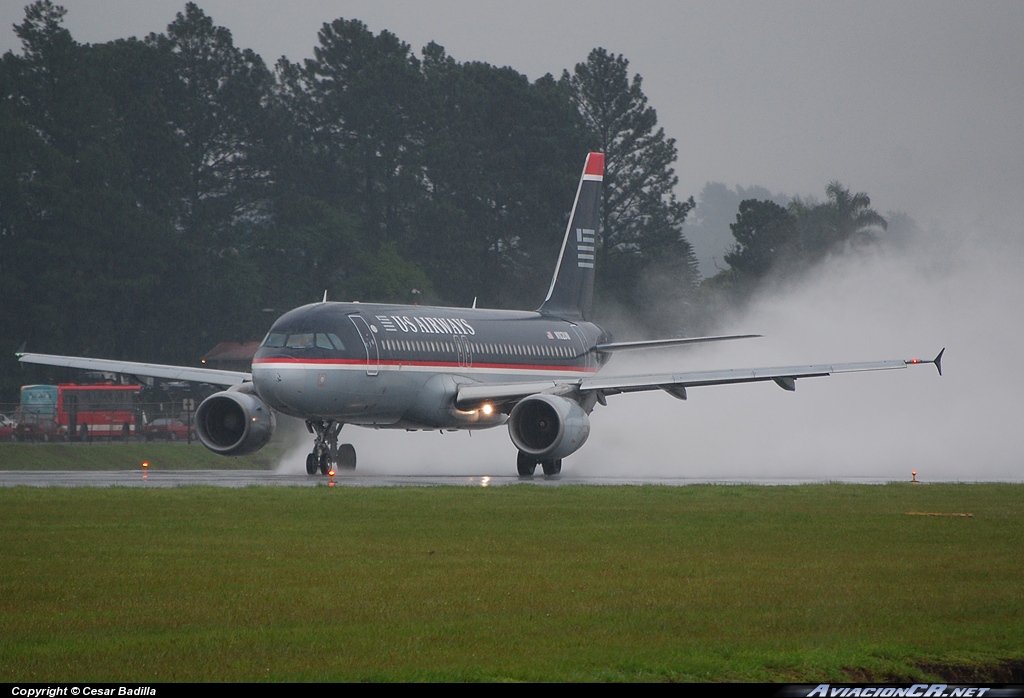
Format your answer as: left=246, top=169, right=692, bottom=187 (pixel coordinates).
left=201, top=341, right=261, bottom=363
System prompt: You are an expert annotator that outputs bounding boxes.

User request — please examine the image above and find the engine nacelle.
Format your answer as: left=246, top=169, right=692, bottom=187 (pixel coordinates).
left=195, top=390, right=275, bottom=456
left=508, top=394, right=590, bottom=461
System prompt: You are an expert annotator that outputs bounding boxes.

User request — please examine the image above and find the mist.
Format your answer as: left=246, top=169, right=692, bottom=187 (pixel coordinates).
left=276, top=211, right=1021, bottom=482
left=585, top=216, right=1021, bottom=482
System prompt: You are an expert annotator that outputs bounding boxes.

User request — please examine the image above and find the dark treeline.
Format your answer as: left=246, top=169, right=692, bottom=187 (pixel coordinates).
left=0, top=2, right=889, bottom=400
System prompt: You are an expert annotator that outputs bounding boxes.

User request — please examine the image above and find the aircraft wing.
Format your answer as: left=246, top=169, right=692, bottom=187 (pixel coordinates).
left=17, top=352, right=250, bottom=386
left=455, top=350, right=944, bottom=409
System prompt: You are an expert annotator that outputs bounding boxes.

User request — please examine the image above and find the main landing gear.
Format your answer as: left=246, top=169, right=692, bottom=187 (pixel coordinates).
left=516, top=451, right=561, bottom=477
left=304, top=420, right=357, bottom=475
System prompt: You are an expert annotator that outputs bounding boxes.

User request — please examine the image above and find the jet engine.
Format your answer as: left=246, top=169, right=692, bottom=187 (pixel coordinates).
left=508, top=394, right=590, bottom=461
left=195, top=390, right=275, bottom=456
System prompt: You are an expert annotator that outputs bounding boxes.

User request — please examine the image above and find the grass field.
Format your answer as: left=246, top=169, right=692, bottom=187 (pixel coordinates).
left=1, top=483, right=1022, bottom=682
left=0, top=442, right=282, bottom=470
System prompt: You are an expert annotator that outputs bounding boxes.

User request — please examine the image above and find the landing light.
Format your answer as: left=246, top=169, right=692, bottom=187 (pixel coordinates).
left=482, top=404, right=493, bottom=415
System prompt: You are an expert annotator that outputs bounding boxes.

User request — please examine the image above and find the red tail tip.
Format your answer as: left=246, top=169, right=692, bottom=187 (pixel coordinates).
left=585, top=152, right=605, bottom=177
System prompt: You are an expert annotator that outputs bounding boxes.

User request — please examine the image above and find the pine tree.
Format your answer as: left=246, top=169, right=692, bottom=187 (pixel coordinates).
left=562, top=48, right=698, bottom=327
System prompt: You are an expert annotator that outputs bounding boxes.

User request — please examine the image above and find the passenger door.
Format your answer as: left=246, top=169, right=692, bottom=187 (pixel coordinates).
left=348, top=315, right=380, bottom=376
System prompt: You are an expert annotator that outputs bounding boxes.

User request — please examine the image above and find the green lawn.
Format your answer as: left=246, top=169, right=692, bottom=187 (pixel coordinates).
left=1, top=484, right=1022, bottom=681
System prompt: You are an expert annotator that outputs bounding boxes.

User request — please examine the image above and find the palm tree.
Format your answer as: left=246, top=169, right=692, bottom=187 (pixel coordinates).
left=790, top=182, right=887, bottom=262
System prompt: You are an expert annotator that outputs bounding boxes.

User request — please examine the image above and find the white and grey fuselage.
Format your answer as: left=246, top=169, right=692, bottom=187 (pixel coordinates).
left=252, top=302, right=611, bottom=430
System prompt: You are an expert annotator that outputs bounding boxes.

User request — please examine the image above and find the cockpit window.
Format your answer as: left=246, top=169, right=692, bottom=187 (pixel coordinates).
left=317, top=333, right=348, bottom=350
left=286, top=332, right=315, bottom=349
left=265, top=330, right=345, bottom=351
left=263, top=333, right=286, bottom=348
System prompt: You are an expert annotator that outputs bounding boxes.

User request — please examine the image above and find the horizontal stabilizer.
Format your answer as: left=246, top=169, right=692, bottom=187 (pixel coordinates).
left=594, top=334, right=761, bottom=352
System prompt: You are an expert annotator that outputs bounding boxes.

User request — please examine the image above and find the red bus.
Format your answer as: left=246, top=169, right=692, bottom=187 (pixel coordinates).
left=18, top=383, right=141, bottom=441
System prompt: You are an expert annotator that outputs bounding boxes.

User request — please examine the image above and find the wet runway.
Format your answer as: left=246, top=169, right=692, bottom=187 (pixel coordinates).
left=0, top=469, right=906, bottom=488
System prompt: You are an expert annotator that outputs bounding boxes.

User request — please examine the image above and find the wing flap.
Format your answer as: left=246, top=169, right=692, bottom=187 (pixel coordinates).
left=17, top=353, right=250, bottom=386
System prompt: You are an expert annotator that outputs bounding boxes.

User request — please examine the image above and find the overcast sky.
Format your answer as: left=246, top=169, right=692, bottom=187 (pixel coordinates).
left=3, top=0, right=1022, bottom=227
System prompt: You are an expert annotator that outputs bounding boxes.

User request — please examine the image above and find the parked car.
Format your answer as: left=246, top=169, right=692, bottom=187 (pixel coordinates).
left=0, top=414, right=16, bottom=441
left=13, top=415, right=59, bottom=442
left=143, top=417, right=194, bottom=442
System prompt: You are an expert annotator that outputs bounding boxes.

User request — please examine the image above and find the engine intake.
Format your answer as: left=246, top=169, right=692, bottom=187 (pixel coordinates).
left=195, top=391, right=275, bottom=456
left=508, top=394, right=590, bottom=460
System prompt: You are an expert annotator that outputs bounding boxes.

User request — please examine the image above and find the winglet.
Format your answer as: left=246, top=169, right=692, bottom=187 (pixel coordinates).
left=906, top=348, right=944, bottom=376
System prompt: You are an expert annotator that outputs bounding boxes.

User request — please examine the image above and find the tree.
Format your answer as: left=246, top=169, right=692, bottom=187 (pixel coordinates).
left=685, top=182, right=789, bottom=277
left=717, top=183, right=887, bottom=298
left=145, top=4, right=276, bottom=344
left=724, top=199, right=796, bottom=279
left=789, top=182, right=887, bottom=264
left=0, top=2, right=192, bottom=395
left=418, top=43, right=589, bottom=308
left=562, top=48, right=697, bottom=326
left=146, top=3, right=274, bottom=243
left=293, top=18, right=425, bottom=243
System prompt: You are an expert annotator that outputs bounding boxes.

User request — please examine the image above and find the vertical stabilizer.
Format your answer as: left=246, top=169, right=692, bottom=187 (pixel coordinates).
left=538, top=152, right=604, bottom=321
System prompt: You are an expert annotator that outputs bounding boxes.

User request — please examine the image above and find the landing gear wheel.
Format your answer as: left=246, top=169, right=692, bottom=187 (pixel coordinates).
left=541, top=459, right=562, bottom=476
left=337, top=443, right=356, bottom=470
left=517, top=452, right=537, bottom=476
left=306, top=419, right=346, bottom=475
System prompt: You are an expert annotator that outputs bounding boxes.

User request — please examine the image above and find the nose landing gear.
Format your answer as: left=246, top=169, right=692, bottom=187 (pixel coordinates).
left=305, top=420, right=357, bottom=475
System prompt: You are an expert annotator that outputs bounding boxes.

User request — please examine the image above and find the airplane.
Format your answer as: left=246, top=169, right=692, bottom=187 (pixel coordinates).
left=17, top=152, right=943, bottom=476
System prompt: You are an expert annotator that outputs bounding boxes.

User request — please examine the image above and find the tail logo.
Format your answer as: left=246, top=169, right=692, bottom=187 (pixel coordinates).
left=576, top=228, right=596, bottom=269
